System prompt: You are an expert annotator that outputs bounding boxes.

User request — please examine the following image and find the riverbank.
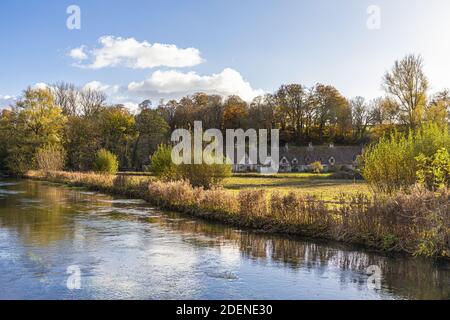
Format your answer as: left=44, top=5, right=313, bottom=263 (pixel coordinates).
left=25, top=170, right=449, bottom=258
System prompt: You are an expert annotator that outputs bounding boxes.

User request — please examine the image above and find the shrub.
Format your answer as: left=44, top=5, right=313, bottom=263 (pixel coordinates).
left=309, top=161, right=323, bottom=174
left=198, top=187, right=239, bottom=214
left=150, top=144, right=232, bottom=189
left=5, top=148, right=33, bottom=176
left=35, top=146, right=65, bottom=172
left=149, top=144, right=180, bottom=180
left=148, top=179, right=196, bottom=209
left=179, top=161, right=232, bottom=189
left=238, top=189, right=268, bottom=220
left=362, top=123, right=450, bottom=193
left=93, top=149, right=119, bottom=174
left=416, top=148, right=450, bottom=191
left=361, top=132, right=415, bottom=193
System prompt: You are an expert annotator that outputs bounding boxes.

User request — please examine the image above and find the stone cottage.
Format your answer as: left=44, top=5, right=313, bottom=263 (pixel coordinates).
left=233, top=144, right=363, bottom=173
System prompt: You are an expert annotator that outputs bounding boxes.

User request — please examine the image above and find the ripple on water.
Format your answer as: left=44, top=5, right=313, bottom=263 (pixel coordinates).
left=0, top=182, right=19, bottom=187
left=0, top=189, right=25, bottom=195
left=99, top=199, right=147, bottom=205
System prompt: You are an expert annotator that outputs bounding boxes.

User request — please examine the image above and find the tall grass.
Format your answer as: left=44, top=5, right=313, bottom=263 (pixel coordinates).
left=26, top=170, right=449, bottom=258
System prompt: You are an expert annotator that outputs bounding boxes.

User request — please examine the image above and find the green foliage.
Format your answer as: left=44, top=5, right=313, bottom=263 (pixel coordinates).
left=179, top=160, right=232, bottom=189
left=0, top=88, right=66, bottom=175
left=412, top=122, right=450, bottom=157
left=149, top=144, right=232, bottom=189
left=382, top=234, right=398, bottom=251
left=64, top=115, right=101, bottom=171
left=361, top=132, right=415, bottom=193
left=149, top=144, right=180, bottom=180
left=416, top=148, right=450, bottom=190
left=93, top=149, right=119, bottom=174
left=309, top=161, right=323, bottom=174
left=98, top=106, right=136, bottom=168
left=133, top=109, right=169, bottom=169
left=362, top=123, right=450, bottom=193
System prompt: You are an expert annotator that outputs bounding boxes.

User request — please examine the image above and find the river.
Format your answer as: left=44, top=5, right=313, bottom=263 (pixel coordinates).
left=0, top=179, right=449, bottom=299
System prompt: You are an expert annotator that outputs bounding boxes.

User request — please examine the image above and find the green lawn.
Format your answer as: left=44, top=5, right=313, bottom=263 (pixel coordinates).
left=224, top=173, right=370, bottom=199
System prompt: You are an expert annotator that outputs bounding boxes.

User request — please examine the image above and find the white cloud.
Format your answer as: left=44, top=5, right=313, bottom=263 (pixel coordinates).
left=0, top=95, right=16, bottom=109
left=83, top=81, right=115, bottom=92
left=31, top=82, right=49, bottom=90
left=127, top=68, right=264, bottom=101
left=69, top=46, right=88, bottom=60
left=70, top=36, right=204, bottom=69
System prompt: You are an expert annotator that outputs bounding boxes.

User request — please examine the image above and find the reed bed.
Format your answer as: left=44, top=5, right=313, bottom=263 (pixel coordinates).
left=26, top=170, right=449, bottom=257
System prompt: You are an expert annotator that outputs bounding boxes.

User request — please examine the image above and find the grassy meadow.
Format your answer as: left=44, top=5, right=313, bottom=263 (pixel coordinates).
left=223, top=173, right=370, bottom=199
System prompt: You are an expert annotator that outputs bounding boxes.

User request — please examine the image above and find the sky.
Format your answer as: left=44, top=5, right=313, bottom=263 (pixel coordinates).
left=0, top=0, right=449, bottom=111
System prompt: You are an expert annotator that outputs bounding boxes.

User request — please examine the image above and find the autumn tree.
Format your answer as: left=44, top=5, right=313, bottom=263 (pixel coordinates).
left=222, top=95, right=248, bottom=129
left=248, top=95, right=276, bottom=131
left=383, top=54, right=429, bottom=129
left=79, top=88, right=107, bottom=116
left=350, top=96, right=371, bottom=142
left=311, top=84, right=348, bottom=142
left=426, top=90, right=450, bottom=127
left=274, top=84, right=310, bottom=142
left=53, top=82, right=79, bottom=116
left=4, top=88, right=66, bottom=174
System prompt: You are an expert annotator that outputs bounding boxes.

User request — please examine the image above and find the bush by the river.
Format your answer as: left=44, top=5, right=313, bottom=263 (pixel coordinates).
left=93, top=149, right=119, bottom=174
left=362, top=123, right=450, bottom=193
left=149, top=144, right=232, bottom=189
left=149, top=144, right=180, bottom=181
left=35, top=146, right=65, bottom=172
left=416, top=148, right=450, bottom=191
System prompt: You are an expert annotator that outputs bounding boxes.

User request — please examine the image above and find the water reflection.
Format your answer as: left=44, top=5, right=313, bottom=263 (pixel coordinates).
left=0, top=179, right=449, bottom=300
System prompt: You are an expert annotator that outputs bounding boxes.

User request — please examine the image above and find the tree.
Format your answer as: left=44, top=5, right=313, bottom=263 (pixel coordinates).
left=350, top=97, right=371, bottom=142
left=64, top=115, right=102, bottom=171
left=4, top=88, right=66, bottom=174
left=79, top=88, right=106, bottom=116
left=133, top=108, right=169, bottom=169
left=248, top=95, right=276, bottom=131
left=157, top=99, right=178, bottom=130
left=222, top=95, right=248, bottom=129
left=98, top=106, right=136, bottom=168
left=53, top=82, right=79, bottom=116
left=311, top=84, right=348, bottom=142
left=426, top=90, right=450, bottom=127
left=383, top=54, right=428, bottom=129
left=274, top=84, right=310, bottom=141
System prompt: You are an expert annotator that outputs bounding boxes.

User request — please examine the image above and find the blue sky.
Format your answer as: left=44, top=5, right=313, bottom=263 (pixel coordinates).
left=1, top=0, right=449, bottom=109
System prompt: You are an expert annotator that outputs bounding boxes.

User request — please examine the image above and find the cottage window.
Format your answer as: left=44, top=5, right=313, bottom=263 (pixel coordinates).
left=328, top=157, right=336, bottom=166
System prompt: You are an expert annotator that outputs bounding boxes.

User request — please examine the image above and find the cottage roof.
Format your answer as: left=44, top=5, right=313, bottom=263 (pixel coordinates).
left=279, top=146, right=362, bottom=165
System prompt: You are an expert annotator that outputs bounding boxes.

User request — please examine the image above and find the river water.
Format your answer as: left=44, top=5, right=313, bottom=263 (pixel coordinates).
left=0, top=179, right=449, bottom=300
